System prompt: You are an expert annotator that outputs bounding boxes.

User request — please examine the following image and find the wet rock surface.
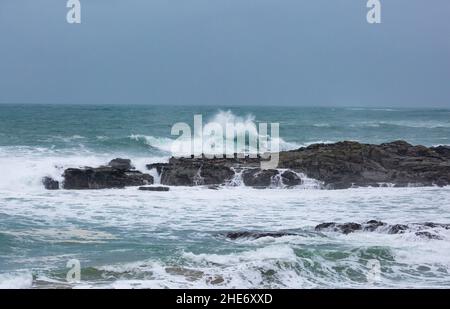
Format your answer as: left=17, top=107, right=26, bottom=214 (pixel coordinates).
left=138, top=186, right=170, bottom=191
left=242, top=169, right=279, bottom=187
left=431, top=145, right=450, bottom=159
left=278, top=140, right=450, bottom=189
left=315, top=220, right=449, bottom=239
left=148, top=157, right=239, bottom=186
left=224, top=231, right=298, bottom=240
left=47, top=141, right=450, bottom=190
left=145, top=141, right=450, bottom=189
left=62, top=160, right=153, bottom=189
left=315, top=222, right=362, bottom=234
left=219, top=219, right=450, bottom=241
left=42, top=177, right=60, bottom=190
left=108, top=158, right=134, bottom=171
left=280, top=170, right=303, bottom=187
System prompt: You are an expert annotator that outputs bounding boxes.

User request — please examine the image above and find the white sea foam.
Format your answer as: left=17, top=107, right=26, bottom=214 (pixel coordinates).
left=1, top=183, right=450, bottom=288
left=0, top=146, right=107, bottom=191
left=0, top=272, right=33, bottom=289
left=0, top=146, right=167, bottom=191
left=1, top=109, right=450, bottom=288
left=130, top=110, right=302, bottom=156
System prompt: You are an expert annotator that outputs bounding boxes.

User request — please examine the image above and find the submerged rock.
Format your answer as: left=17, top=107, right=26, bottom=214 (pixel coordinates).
left=42, top=177, right=59, bottom=190
left=421, top=222, right=450, bottom=229
left=207, top=275, right=225, bottom=285
left=207, top=185, right=221, bottom=190
left=138, top=186, right=170, bottom=192
left=314, top=222, right=362, bottom=234
left=315, top=220, right=447, bottom=239
left=225, top=231, right=297, bottom=240
left=388, top=224, right=408, bottom=234
left=415, top=231, right=443, bottom=240
left=363, top=220, right=387, bottom=231
left=224, top=220, right=448, bottom=242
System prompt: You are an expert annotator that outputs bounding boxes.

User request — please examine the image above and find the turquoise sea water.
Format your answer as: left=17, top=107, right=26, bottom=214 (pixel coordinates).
left=0, top=105, right=449, bottom=288
left=1, top=105, right=450, bottom=153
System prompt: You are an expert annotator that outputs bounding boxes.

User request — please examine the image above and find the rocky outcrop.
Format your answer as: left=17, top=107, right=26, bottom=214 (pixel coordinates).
left=46, top=140, right=450, bottom=190
left=147, top=158, right=236, bottom=186
left=315, top=220, right=449, bottom=239
left=42, top=177, right=59, bottom=190
left=147, top=157, right=304, bottom=188
left=146, top=141, right=450, bottom=188
left=62, top=164, right=153, bottom=190
left=278, top=140, right=450, bottom=189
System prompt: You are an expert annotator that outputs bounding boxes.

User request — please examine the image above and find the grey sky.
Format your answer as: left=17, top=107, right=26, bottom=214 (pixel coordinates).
left=0, top=0, right=449, bottom=107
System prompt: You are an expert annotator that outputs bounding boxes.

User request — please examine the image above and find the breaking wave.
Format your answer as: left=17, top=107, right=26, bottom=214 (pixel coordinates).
left=130, top=110, right=302, bottom=156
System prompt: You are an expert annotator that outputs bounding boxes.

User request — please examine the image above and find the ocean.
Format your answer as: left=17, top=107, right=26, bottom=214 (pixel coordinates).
left=0, top=104, right=449, bottom=288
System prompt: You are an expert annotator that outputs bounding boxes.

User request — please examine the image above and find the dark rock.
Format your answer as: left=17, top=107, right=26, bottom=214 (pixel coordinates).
left=315, top=222, right=336, bottom=230
left=278, top=140, right=450, bottom=189
left=242, top=169, right=279, bottom=187
left=415, top=231, right=443, bottom=240
left=363, top=220, right=386, bottom=231
left=146, top=163, right=170, bottom=175
left=340, top=223, right=362, bottom=234
left=207, top=185, right=221, bottom=190
left=108, top=158, right=133, bottom=171
left=280, top=170, right=302, bottom=187
left=315, top=222, right=361, bottom=234
left=138, top=186, right=169, bottom=191
left=42, top=177, right=59, bottom=190
left=143, top=140, right=450, bottom=189
left=421, top=222, right=450, bottom=229
left=434, top=178, right=448, bottom=187
left=160, top=163, right=200, bottom=186
left=158, top=158, right=235, bottom=186
left=208, top=276, right=225, bottom=285
left=315, top=220, right=449, bottom=239
left=200, top=163, right=235, bottom=185
left=62, top=167, right=153, bottom=189
left=225, top=231, right=297, bottom=240
left=388, top=224, right=408, bottom=234
left=431, top=145, right=450, bottom=159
